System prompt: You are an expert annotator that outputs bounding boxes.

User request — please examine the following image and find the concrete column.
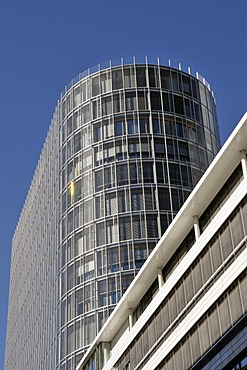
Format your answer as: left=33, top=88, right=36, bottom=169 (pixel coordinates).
left=157, top=266, right=164, bottom=289
left=128, top=308, right=133, bottom=330
left=240, top=150, right=247, bottom=179
left=193, top=215, right=201, bottom=241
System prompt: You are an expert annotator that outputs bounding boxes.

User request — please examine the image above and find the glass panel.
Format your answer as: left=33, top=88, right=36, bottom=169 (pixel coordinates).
left=160, top=68, right=171, bottom=89
left=165, top=119, right=176, bottom=136
left=150, top=91, right=161, bottom=110
left=98, top=279, right=107, bottom=307
left=125, top=92, right=137, bottom=111
left=108, top=247, right=119, bottom=272
left=115, top=120, right=126, bottom=136
left=148, top=65, right=159, bottom=88
left=112, top=69, right=123, bottom=90
left=174, top=95, right=184, bottom=115
left=124, top=66, right=135, bottom=88
left=101, top=71, right=112, bottom=93
left=75, top=232, right=83, bottom=256
left=101, top=96, right=112, bottom=116
left=74, top=86, right=81, bottom=107
left=136, top=66, right=146, bottom=87
left=92, top=75, right=100, bottom=97
left=76, top=287, right=84, bottom=315
left=127, top=119, right=138, bottom=135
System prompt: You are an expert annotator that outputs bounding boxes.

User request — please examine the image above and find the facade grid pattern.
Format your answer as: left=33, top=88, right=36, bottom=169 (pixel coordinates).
left=4, top=60, right=220, bottom=370
left=78, top=152, right=247, bottom=370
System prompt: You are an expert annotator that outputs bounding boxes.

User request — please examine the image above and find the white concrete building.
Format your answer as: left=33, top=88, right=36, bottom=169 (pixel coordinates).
left=77, top=113, right=247, bottom=370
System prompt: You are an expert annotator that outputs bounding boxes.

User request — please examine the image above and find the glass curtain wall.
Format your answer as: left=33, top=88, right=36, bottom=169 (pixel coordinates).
left=4, top=60, right=220, bottom=370
left=58, top=62, right=219, bottom=369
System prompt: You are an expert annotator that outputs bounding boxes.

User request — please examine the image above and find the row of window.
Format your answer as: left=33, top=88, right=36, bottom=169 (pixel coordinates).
left=161, top=162, right=244, bottom=285
left=59, top=274, right=135, bottom=360
left=61, top=65, right=216, bottom=119
left=61, top=272, right=136, bottom=328
left=62, top=112, right=218, bottom=155
left=157, top=272, right=247, bottom=370
left=59, top=314, right=113, bottom=370
left=61, top=212, right=180, bottom=273
left=62, top=162, right=199, bottom=202
left=63, top=185, right=171, bottom=222
left=61, top=89, right=217, bottom=138
left=114, top=197, right=247, bottom=369
left=62, top=141, right=210, bottom=190
left=199, top=163, right=244, bottom=232
left=63, top=136, right=208, bottom=172
left=61, top=212, right=159, bottom=268
left=91, top=90, right=211, bottom=121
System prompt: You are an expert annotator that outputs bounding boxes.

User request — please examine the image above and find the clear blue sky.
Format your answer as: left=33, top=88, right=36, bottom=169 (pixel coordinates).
left=0, top=0, right=247, bottom=368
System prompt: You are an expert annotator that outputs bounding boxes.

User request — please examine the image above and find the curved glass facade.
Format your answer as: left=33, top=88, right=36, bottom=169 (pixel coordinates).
left=4, top=60, right=220, bottom=370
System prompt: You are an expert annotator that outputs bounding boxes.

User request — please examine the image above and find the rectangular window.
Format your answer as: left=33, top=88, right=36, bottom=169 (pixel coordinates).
left=150, top=92, right=161, bottom=110
left=118, top=189, right=130, bottom=213
left=127, top=119, right=138, bottom=135
left=82, top=80, right=88, bottom=101
left=134, top=244, right=148, bottom=268
left=119, top=217, right=131, bottom=241
left=160, top=68, right=171, bottom=89
left=124, top=66, right=135, bottom=88
left=140, top=117, right=150, bottom=134
left=76, top=259, right=83, bottom=284
left=131, top=189, right=144, bottom=211
left=106, top=192, right=117, bottom=215
left=148, top=65, right=159, bottom=88
left=112, top=69, right=123, bottom=90
left=84, top=314, right=96, bottom=345
left=125, top=92, right=137, bottom=111
left=81, top=103, right=91, bottom=124
left=95, top=170, right=103, bottom=192
left=106, top=220, right=118, bottom=244
left=95, top=194, right=104, bottom=219
left=115, top=120, right=126, bottom=136
left=93, top=98, right=101, bottom=120
left=146, top=215, right=158, bottom=238
left=174, top=95, right=184, bottom=115
left=73, top=110, right=80, bottom=130
left=108, top=276, right=121, bottom=304
left=143, top=162, right=154, bottom=183
left=136, top=66, right=147, bottom=87
left=84, top=283, right=95, bottom=313
left=103, top=118, right=114, bottom=138
left=96, top=222, right=106, bottom=246
left=93, top=122, right=101, bottom=142
left=108, top=247, right=119, bottom=272
left=117, top=164, right=128, bottom=186
left=138, top=91, right=147, bottom=110
left=104, top=166, right=115, bottom=189
left=92, top=75, right=100, bottom=97
left=84, top=254, right=95, bottom=281
left=74, top=132, right=82, bottom=153
left=101, top=96, right=112, bottom=116
left=67, top=264, right=74, bottom=291
left=98, top=279, right=107, bottom=307
left=101, top=71, right=112, bottom=93
left=74, top=86, right=81, bottom=107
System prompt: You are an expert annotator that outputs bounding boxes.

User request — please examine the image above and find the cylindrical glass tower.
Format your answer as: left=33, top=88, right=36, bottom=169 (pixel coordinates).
left=4, top=59, right=220, bottom=370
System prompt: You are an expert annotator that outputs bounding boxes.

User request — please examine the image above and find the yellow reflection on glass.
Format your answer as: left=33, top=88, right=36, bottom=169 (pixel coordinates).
left=70, top=181, right=75, bottom=197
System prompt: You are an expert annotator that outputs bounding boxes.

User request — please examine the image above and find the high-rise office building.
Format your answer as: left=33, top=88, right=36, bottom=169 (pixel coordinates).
left=4, top=58, right=220, bottom=370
